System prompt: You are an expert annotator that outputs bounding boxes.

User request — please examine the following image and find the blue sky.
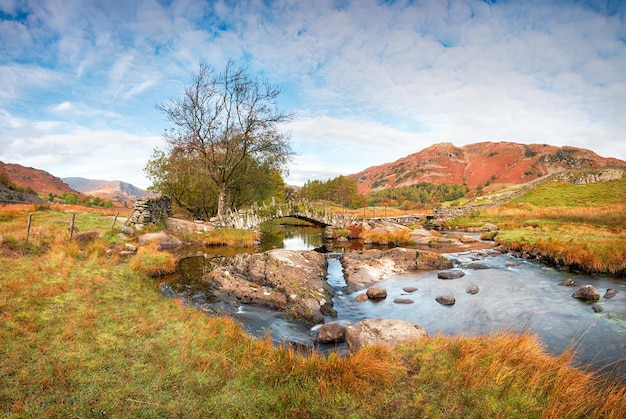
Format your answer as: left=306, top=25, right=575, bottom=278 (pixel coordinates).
left=1, top=0, right=625, bottom=189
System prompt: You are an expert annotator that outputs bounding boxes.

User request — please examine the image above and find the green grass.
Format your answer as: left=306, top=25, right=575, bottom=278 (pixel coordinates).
left=515, top=178, right=626, bottom=207
left=2, top=207, right=626, bottom=417
left=447, top=179, right=626, bottom=274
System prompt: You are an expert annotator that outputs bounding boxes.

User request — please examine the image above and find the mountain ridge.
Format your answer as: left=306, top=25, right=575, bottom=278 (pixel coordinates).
left=63, top=177, right=151, bottom=203
left=0, top=161, right=149, bottom=204
left=350, top=142, right=626, bottom=195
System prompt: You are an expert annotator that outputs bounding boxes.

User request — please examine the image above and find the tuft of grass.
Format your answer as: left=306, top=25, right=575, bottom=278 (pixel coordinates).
left=128, top=242, right=179, bottom=277
left=199, top=227, right=259, bottom=247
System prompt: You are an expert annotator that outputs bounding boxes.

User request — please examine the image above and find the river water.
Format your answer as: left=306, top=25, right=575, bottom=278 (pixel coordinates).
left=159, top=225, right=626, bottom=377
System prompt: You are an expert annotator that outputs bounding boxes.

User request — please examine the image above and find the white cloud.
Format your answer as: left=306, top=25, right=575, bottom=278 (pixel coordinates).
left=1, top=0, right=625, bottom=191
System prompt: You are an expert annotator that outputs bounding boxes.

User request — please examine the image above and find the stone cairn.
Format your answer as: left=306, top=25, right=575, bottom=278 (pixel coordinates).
left=127, top=195, right=172, bottom=226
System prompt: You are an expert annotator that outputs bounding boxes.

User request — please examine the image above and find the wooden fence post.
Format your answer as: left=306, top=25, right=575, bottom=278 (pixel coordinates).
left=26, top=213, right=32, bottom=243
left=69, top=213, right=76, bottom=239
left=111, top=212, right=119, bottom=230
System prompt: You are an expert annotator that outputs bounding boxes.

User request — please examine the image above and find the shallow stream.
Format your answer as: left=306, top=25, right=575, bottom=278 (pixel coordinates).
left=159, top=225, right=626, bottom=377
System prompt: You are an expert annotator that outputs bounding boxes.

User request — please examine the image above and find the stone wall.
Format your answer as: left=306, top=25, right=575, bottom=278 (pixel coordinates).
left=362, top=215, right=429, bottom=226
left=127, top=195, right=172, bottom=226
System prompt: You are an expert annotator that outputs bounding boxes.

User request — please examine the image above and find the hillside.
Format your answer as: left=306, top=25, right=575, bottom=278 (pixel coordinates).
left=0, top=161, right=77, bottom=197
left=63, top=177, right=150, bottom=204
left=351, top=142, right=626, bottom=195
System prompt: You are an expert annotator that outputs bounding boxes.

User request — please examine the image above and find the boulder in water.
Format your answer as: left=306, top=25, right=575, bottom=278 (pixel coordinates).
left=436, top=295, right=456, bottom=305
left=316, top=322, right=349, bottom=343
left=437, top=270, right=465, bottom=280
left=466, top=284, right=480, bottom=295
left=571, top=285, right=600, bottom=301
left=366, top=286, right=387, bottom=300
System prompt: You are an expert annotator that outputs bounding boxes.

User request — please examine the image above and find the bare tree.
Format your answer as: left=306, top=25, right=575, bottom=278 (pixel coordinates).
left=157, top=61, right=295, bottom=218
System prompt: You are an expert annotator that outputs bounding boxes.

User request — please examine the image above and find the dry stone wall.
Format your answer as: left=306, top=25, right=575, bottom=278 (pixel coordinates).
left=127, top=196, right=172, bottom=226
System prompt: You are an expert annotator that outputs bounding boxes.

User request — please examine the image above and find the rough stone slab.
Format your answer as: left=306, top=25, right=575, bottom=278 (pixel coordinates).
left=345, top=318, right=428, bottom=352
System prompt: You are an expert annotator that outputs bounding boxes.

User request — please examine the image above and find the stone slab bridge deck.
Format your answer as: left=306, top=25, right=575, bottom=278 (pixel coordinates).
left=211, top=200, right=431, bottom=230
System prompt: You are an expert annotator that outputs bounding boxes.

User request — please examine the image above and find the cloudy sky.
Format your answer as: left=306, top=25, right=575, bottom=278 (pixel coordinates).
left=1, top=0, right=625, bottom=189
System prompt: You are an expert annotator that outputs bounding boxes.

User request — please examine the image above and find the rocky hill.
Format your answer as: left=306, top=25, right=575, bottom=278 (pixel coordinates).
left=63, top=177, right=150, bottom=204
left=351, top=142, right=626, bottom=194
left=0, top=161, right=78, bottom=196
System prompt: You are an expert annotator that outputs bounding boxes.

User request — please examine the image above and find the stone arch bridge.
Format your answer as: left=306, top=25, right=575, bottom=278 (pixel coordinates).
left=128, top=196, right=431, bottom=230
left=210, top=200, right=359, bottom=230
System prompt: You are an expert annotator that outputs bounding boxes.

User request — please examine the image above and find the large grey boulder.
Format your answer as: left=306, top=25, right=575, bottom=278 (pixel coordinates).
left=137, top=231, right=183, bottom=250
left=344, top=318, right=428, bottom=352
left=316, top=321, right=349, bottom=343
left=572, top=285, right=600, bottom=301
left=342, top=248, right=453, bottom=286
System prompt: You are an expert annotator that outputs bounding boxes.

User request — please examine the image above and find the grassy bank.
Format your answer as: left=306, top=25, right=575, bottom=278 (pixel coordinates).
left=447, top=178, right=626, bottom=275
left=2, top=206, right=626, bottom=417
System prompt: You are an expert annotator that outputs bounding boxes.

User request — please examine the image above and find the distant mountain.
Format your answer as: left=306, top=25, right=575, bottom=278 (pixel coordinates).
left=0, top=161, right=78, bottom=196
left=63, top=177, right=151, bottom=203
left=350, top=142, right=626, bottom=194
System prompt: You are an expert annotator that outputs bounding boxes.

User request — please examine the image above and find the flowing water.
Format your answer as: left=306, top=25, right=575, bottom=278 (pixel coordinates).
left=160, top=225, right=626, bottom=376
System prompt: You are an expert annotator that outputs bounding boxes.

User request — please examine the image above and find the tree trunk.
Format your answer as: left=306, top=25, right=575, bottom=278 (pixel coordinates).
left=217, top=184, right=228, bottom=218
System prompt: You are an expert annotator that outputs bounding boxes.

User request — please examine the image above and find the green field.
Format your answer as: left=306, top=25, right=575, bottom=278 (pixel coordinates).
left=1, top=204, right=625, bottom=417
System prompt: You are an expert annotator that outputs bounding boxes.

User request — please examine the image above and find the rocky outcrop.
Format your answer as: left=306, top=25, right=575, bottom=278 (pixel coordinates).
left=344, top=318, right=428, bottom=352
left=342, top=247, right=453, bottom=287
left=203, top=249, right=333, bottom=325
left=0, top=183, right=44, bottom=203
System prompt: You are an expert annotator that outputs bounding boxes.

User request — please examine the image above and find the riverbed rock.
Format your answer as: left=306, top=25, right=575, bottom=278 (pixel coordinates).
left=592, top=303, right=603, bottom=313
left=559, top=279, right=576, bottom=286
left=316, top=321, right=348, bottom=343
left=354, top=293, right=369, bottom=302
left=466, top=262, right=489, bottom=270
left=437, top=269, right=465, bottom=280
left=366, top=286, right=387, bottom=300
left=604, top=289, right=619, bottom=299
left=402, top=287, right=418, bottom=293
left=394, top=298, right=414, bottom=304
left=466, top=284, right=480, bottom=294
left=344, top=318, right=428, bottom=352
left=410, top=228, right=436, bottom=245
left=571, top=285, right=600, bottom=301
left=137, top=231, right=183, bottom=250
left=458, top=235, right=479, bottom=243
left=436, top=295, right=456, bottom=305
left=203, top=249, right=333, bottom=325
left=342, top=248, right=453, bottom=286
left=482, top=223, right=499, bottom=231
